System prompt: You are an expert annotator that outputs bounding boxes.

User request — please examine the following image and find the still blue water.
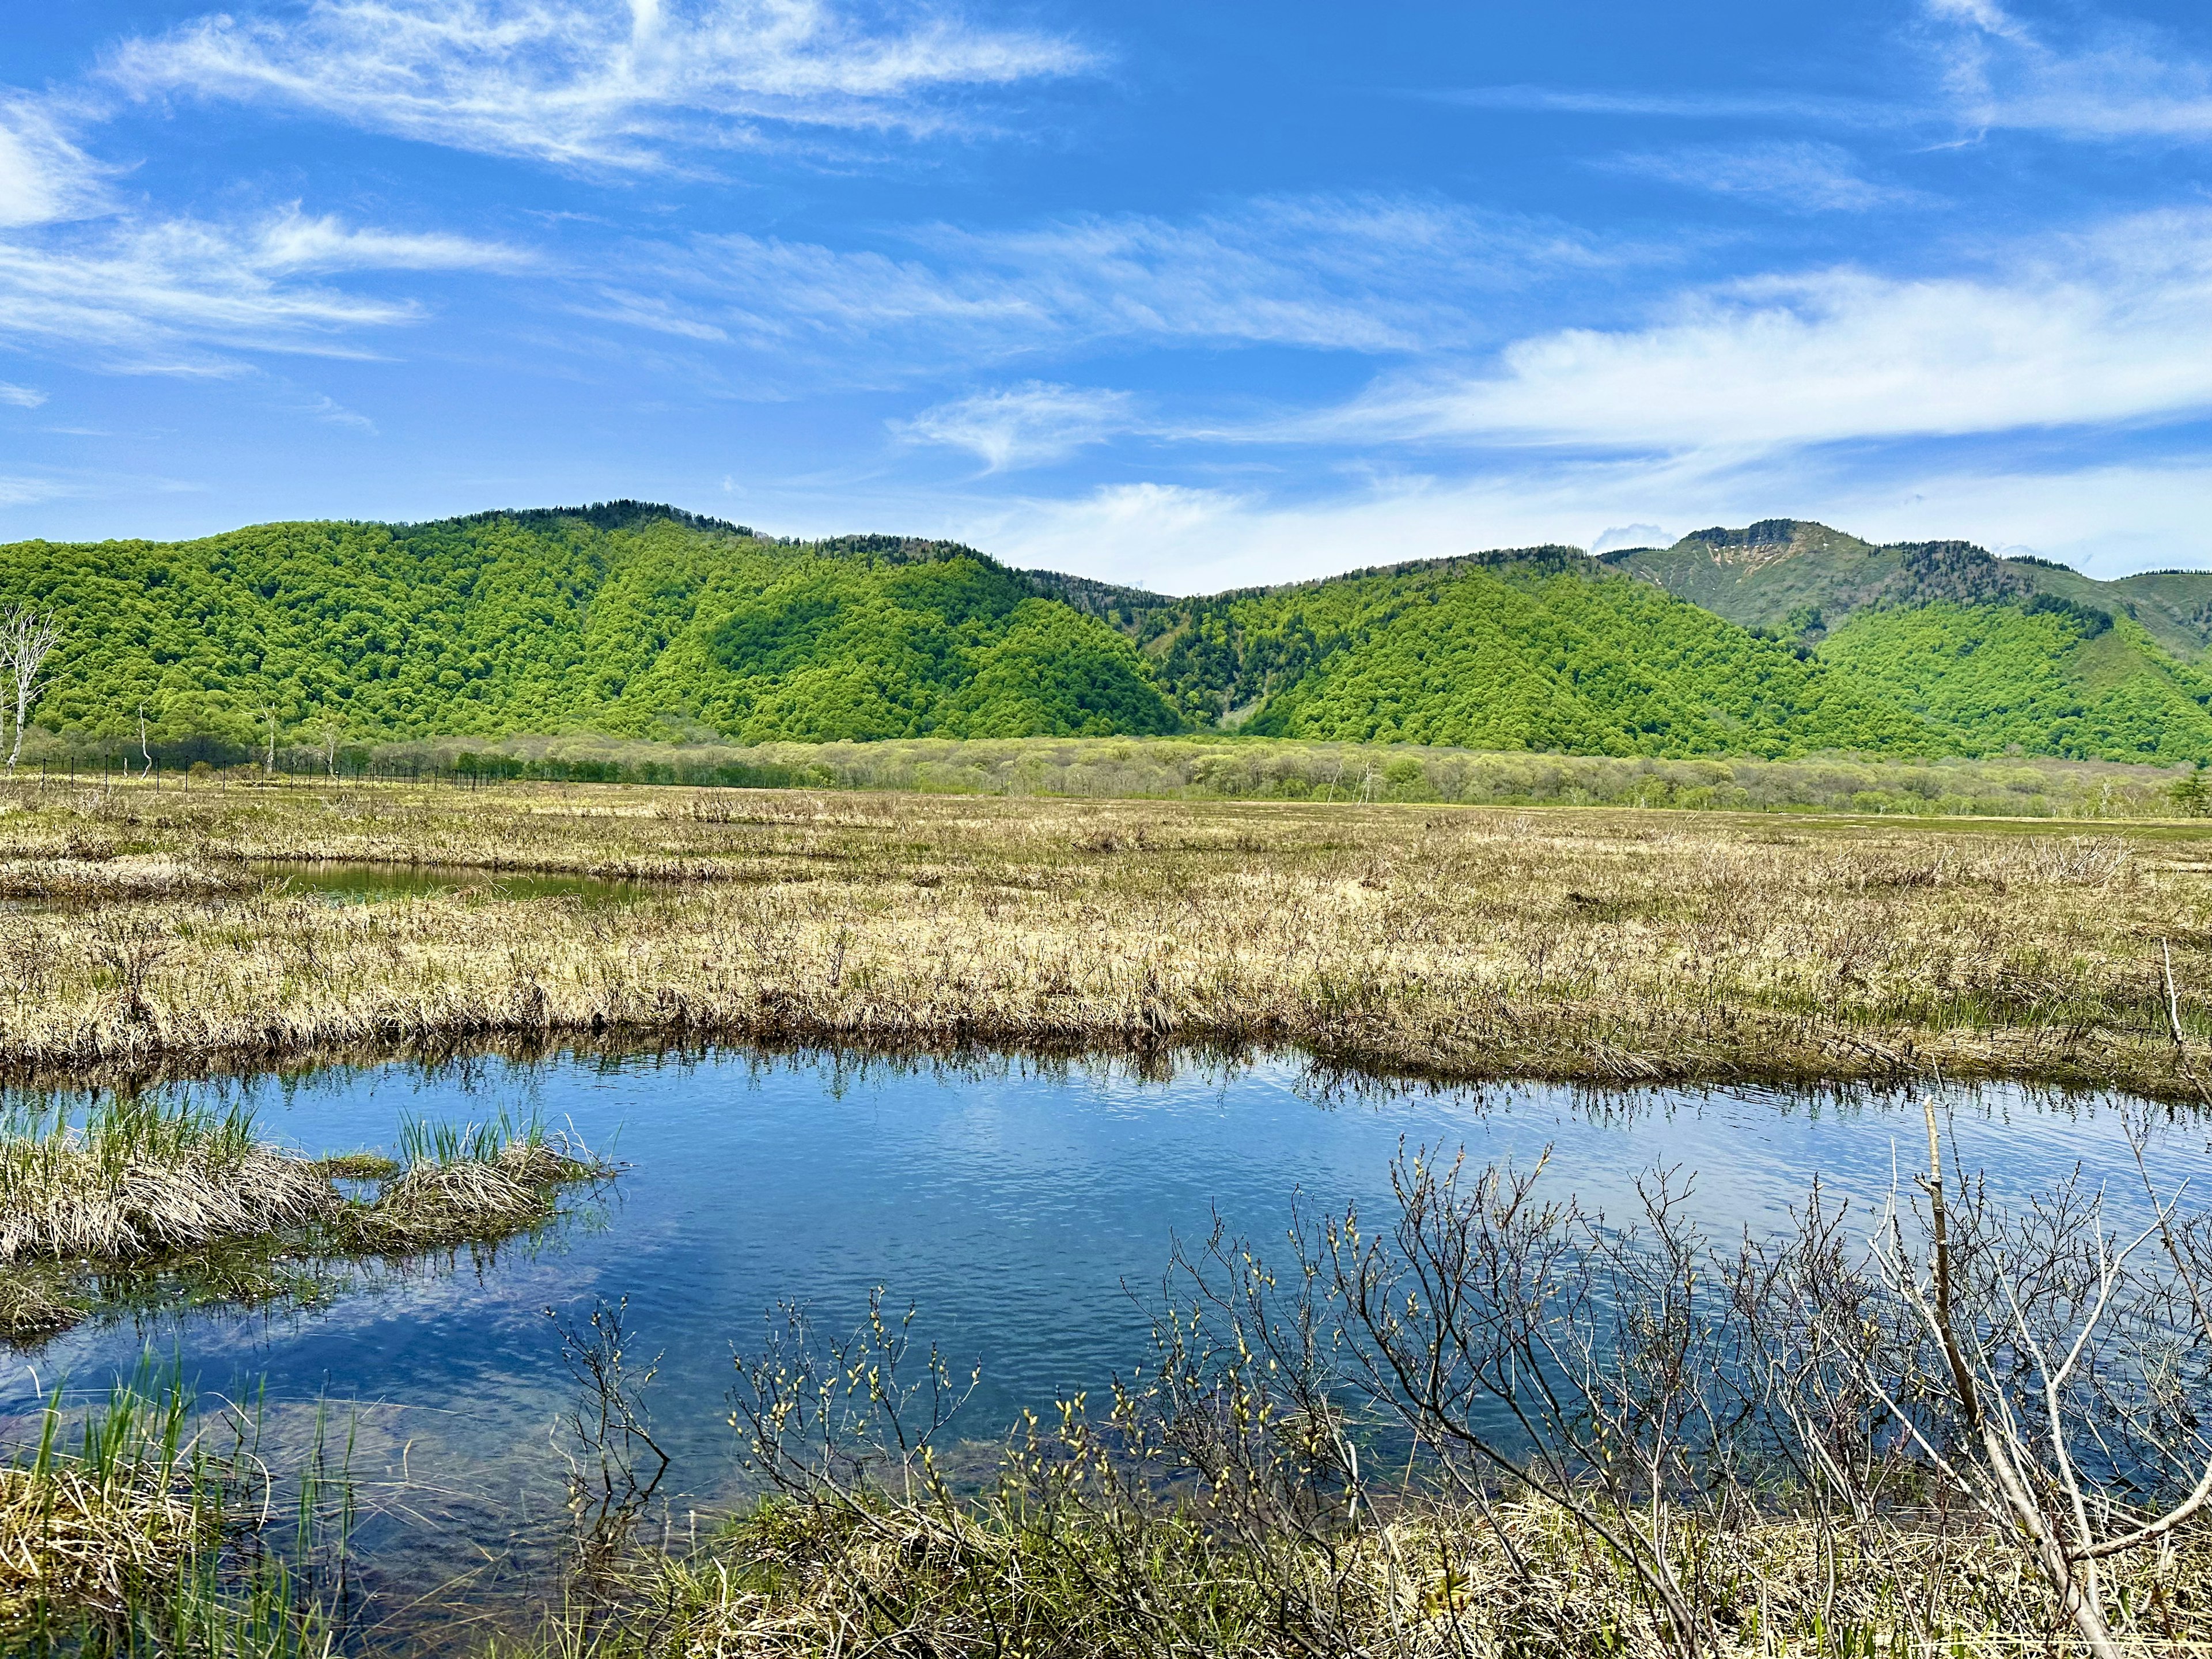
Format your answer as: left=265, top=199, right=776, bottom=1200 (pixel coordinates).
left=1, top=1046, right=2204, bottom=1628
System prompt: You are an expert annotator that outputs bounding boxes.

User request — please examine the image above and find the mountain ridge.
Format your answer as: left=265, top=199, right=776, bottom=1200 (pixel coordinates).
left=6, top=503, right=2212, bottom=765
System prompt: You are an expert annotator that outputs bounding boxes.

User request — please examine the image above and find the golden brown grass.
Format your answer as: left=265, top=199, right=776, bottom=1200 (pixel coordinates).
left=0, top=1096, right=607, bottom=1339
left=3, top=775, right=2212, bottom=1097
left=0, top=1459, right=217, bottom=1630
left=0, top=1132, right=336, bottom=1268
left=504, top=1491, right=2212, bottom=1659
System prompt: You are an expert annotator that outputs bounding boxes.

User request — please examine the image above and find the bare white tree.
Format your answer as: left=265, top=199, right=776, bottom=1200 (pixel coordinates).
left=253, top=700, right=279, bottom=775
left=0, top=607, right=61, bottom=770
left=1832, top=1100, right=2212, bottom=1659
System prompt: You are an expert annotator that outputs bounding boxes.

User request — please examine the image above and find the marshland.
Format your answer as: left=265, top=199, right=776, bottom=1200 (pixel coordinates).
left=4, top=771, right=2212, bottom=1096
left=0, top=772, right=2209, bottom=1656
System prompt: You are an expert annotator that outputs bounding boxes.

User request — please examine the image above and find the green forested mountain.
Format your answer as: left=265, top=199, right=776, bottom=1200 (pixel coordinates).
left=1602, top=521, right=2212, bottom=762
left=1080, top=548, right=1936, bottom=757
left=0, top=506, right=1181, bottom=745
left=5, top=502, right=2212, bottom=764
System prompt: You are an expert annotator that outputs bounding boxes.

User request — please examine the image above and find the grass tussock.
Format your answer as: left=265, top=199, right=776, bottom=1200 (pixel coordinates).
left=0, top=1097, right=608, bottom=1339
left=0, top=1422, right=215, bottom=1633
left=0, top=1364, right=352, bottom=1658
left=340, top=1116, right=604, bottom=1251
left=0, top=1098, right=337, bottom=1271
left=526, top=1493, right=2212, bottom=1659
left=6, top=777, right=2212, bottom=1096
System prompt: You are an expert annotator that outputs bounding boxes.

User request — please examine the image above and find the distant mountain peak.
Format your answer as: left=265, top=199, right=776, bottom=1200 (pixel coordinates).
left=1665, top=521, right=1871, bottom=573
left=1680, top=518, right=1833, bottom=548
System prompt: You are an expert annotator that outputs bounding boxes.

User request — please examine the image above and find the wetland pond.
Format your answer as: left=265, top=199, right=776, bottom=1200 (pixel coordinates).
left=5, top=1046, right=2208, bottom=1643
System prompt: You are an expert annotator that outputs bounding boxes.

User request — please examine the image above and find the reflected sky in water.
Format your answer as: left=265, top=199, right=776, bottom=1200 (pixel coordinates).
left=0, top=1047, right=2202, bottom=1633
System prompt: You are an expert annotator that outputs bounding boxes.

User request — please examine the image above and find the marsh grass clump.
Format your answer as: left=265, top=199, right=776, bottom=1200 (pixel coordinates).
left=336, top=1111, right=606, bottom=1254
left=0, top=1369, right=219, bottom=1635
left=0, top=1096, right=338, bottom=1269
left=0, top=1098, right=608, bottom=1340
left=0, top=1363, right=353, bottom=1658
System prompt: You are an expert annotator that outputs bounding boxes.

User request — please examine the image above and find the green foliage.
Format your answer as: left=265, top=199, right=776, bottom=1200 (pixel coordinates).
left=2173, top=763, right=2210, bottom=817
left=1815, top=602, right=2212, bottom=763
left=0, top=509, right=1181, bottom=745
left=10, top=503, right=2212, bottom=766
left=1195, top=562, right=1941, bottom=758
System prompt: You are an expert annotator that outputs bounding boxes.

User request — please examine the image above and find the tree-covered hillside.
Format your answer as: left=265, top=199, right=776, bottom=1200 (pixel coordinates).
left=0, top=505, right=1181, bottom=746
left=1604, top=518, right=2212, bottom=661
left=8, top=502, right=2212, bottom=766
left=1238, top=560, right=1938, bottom=756
left=1601, top=520, right=2212, bottom=763
left=1816, top=600, right=2212, bottom=763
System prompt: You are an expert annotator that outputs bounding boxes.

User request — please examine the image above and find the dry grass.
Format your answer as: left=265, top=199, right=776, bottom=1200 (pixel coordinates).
left=0, top=1459, right=217, bottom=1630
left=2, top=777, right=2211, bottom=1097
left=0, top=1121, right=337, bottom=1268
left=341, top=1130, right=604, bottom=1251
left=512, top=1491, right=2212, bottom=1659
left=0, top=1097, right=607, bottom=1339
left=0, top=1370, right=224, bottom=1643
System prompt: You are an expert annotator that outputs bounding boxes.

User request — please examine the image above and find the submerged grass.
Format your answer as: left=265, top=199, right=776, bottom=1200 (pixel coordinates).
left=1, top=776, right=2211, bottom=1097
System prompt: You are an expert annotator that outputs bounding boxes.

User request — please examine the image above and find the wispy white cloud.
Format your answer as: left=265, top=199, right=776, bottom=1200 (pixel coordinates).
left=898, top=381, right=1138, bottom=469
left=614, top=196, right=1620, bottom=378
left=105, top=0, right=1096, bottom=171
left=0, top=474, right=84, bottom=507
left=1424, top=85, right=1890, bottom=126
left=1923, top=0, right=2212, bottom=141
left=1301, top=207, right=2212, bottom=457
left=0, top=207, right=520, bottom=368
left=0, top=94, right=105, bottom=229
left=1429, top=3, right=2212, bottom=148
left=256, top=209, right=535, bottom=272
left=1604, top=141, right=1921, bottom=213
left=299, top=392, right=378, bottom=433
left=946, top=448, right=2212, bottom=594
left=0, top=381, right=45, bottom=408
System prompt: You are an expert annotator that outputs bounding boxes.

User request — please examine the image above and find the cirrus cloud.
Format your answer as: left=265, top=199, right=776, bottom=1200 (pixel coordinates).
left=0, top=206, right=526, bottom=369
left=1926, top=0, right=2212, bottom=141
left=898, top=381, right=1139, bottom=470
left=104, top=0, right=1099, bottom=171
left=594, top=195, right=1627, bottom=384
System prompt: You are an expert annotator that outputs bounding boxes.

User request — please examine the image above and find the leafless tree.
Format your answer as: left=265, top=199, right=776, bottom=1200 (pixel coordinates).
left=253, top=699, right=279, bottom=775
left=1821, top=1100, right=2212, bottom=1659
left=0, top=605, right=61, bottom=769
left=549, top=1296, right=668, bottom=1599
left=1309, top=1148, right=1759, bottom=1653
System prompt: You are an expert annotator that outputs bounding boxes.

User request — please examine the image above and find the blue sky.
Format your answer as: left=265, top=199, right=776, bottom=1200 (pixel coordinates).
left=5, top=0, right=2212, bottom=590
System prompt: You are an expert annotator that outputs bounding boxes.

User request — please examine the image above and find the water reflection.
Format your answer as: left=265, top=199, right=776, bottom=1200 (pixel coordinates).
left=0, top=1046, right=2203, bottom=1641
